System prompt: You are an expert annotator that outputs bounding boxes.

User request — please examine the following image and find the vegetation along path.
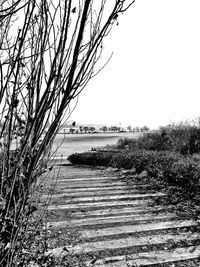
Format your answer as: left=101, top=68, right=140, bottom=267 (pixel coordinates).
left=44, top=164, right=200, bottom=266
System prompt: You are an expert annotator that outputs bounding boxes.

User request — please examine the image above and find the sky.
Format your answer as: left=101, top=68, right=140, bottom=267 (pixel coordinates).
left=70, top=0, right=200, bottom=129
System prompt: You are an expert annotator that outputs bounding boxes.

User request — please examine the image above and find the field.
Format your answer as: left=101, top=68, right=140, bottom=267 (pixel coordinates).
left=51, top=132, right=139, bottom=158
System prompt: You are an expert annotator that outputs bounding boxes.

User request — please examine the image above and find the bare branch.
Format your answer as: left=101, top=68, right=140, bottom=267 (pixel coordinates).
left=0, top=0, right=135, bottom=264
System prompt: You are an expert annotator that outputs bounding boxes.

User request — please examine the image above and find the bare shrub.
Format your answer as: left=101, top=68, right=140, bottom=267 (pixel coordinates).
left=0, top=1, right=135, bottom=265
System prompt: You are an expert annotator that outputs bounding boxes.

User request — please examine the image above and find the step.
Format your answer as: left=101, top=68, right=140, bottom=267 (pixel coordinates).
left=47, top=199, right=151, bottom=211
left=44, top=193, right=164, bottom=202
left=69, top=206, right=164, bottom=218
left=80, top=220, right=198, bottom=239
left=47, top=213, right=175, bottom=228
left=49, top=176, right=118, bottom=182
left=48, top=182, right=125, bottom=189
left=46, top=179, right=120, bottom=186
left=43, top=190, right=136, bottom=198
left=48, top=232, right=199, bottom=255
left=45, top=186, right=136, bottom=193
left=89, top=246, right=200, bottom=266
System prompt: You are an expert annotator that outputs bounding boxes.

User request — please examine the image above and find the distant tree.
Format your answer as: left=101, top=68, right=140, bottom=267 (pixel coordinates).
left=110, top=126, right=119, bottom=132
left=83, top=126, right=89, bottom=133
left=127, top=125, right=132, bottom=132
left=69, top=128, right=75, bottom=134
left=103, top=126, right=108, bottom=132
left=135, top=127, right=140, bottom=132
left=89, top=127, right=96, bottom=133
left=100, top=126, right=108, bottom=132
left=79, top=126, right=83, bottom=133
left=142, top=126, right=150, bottom=132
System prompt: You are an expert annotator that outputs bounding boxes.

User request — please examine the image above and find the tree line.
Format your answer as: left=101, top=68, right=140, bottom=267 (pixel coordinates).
left=67, top=125, right=150, bottom=134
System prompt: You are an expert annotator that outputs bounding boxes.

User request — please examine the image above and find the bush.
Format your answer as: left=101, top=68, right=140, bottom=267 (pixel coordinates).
left=68, top=150, right=160, bottom=172
left=144, top=151, right=182, bottom=178
left=163, top=158, right=200, bottom=189
left=68, top=150, right=181, bottom=177
left=127, top=150, right=164, bottom=174
left=110, top=152, right=134, bottom=169
left=117, top=132, right=173, bottom=152
left=68, top=126, right=200, bottom=217
left=68, top=152, right=113, bottom=167
left=68, top=149, right=200, bottom=193
left=117, top=123, right=200, bottom=155
left=116, top=137, right=138, bottom=150
left=164, top=124, right=200, bottom=155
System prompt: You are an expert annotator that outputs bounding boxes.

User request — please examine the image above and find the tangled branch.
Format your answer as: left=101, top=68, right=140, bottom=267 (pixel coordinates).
left=0, top=0, right=134, bottom=265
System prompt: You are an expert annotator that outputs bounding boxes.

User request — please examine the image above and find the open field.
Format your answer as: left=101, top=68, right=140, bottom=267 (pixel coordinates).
left=51, top=132, right=139, bottom=158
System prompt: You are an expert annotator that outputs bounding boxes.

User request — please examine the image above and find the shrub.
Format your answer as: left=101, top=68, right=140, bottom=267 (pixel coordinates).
left=68, top=152, right=113, bottom=167
left=117, top=123, right=200, bottom=155
left=116, top=137, right=138, bottom=150
left=68, top=149, right=200, bottom=192
left=68, top=150, right=163, bottom=172
left=68, top=148, right=200, bottom=193
left=110, top=152, right=134, bottom=169
left=163, top=157, right=200, bottom=189
left=68, top=132, right=200, bottom=218
left=117, top=132, right=173, bottom=152
left=68, top=150, right=182, bottom=177
left=110, top=151, right=153, bottom=171
left=127, top=150, right=162, bottom=174
left=144, top=151, right=182, bottom=178
left=160, top=123, right=200, bottom=155
left=138, top=132, right=173, bottom=151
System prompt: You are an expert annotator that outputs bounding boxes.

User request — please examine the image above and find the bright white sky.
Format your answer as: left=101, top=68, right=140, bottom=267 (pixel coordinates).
left=71, top=0, right=200, bottom=129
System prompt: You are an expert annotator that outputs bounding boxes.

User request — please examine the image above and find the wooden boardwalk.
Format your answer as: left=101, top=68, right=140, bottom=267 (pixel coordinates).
left=45, top=165, right=200, bottom=266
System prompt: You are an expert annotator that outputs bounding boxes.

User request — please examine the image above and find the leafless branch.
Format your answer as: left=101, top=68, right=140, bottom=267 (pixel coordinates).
left=0, top=0, right=135, bottom=264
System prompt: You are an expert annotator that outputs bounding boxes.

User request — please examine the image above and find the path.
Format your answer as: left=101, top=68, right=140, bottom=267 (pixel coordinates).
left=44, top=165, right=200, bottom=266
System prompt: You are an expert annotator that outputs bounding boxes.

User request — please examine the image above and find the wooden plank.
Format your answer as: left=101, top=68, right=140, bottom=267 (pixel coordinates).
left=48, top=182, right=125, bottom=189
left=43, top=190, right=136, bottom=198
left=80, top=220, right=198, bottom=238
left=47, top=186, right=128, bottom=192
left=48, top=232, right=199, bottom=255
left=47, top=199, right=151, bottom=210
left=44, top=193, right=164, bottom=202
left=50, top=176, right=118, bottom=182
left=46, top=180, right=120, bottom=186
left=69, top=206, right=163, bottom=218
left=47, top=213, right=175, bottom=228
left=46, top=184, right=147, bottom=192
left=90, top=246, right=200, bottom=266
left=43, top=194, right=134, bottom=201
